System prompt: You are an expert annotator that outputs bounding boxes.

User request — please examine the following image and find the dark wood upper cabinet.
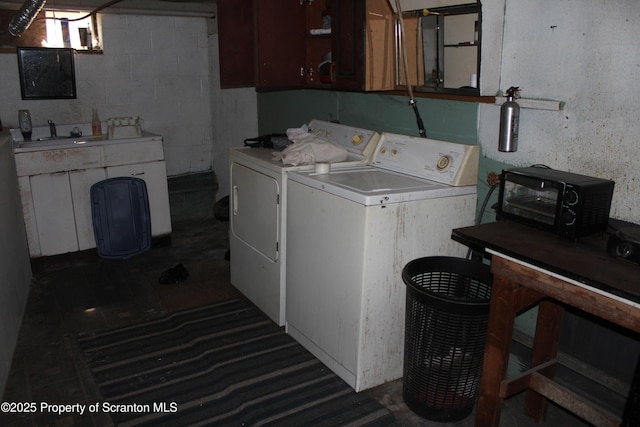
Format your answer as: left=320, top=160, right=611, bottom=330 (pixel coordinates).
left=217, top=0, right=305, bottom=89
left=217, top=0, right=255, bottom=88
left=218, top=0, right=387, bottom=91
left=254, top=1, right=306, bottom=88
left=331, top=0, right=364, bottom=91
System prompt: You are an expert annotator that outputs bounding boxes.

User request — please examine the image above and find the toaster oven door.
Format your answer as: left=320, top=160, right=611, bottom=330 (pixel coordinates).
left=499, top=173, right=564, bottom=226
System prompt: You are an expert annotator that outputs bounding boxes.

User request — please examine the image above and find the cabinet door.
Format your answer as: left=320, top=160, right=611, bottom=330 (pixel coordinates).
left=218, top=0, right=306, bottom=88
left=304, top=0, right=333, bottom=87
left=218, top=0, right=255, bottom=88
left=218, top=0, right=370, bottom=90
left=364, top=0, right=396, bottom=91
left=255, top=0, right=306, bottom=88
left=70, top=168, right=107, bottom=251
left=17, top=176, right=41, bottom=257
left=106, top=162, right=172, bottom=237
left=332, top=0, right=365, bottom=90
left=31, top=172, right=78, bottom=256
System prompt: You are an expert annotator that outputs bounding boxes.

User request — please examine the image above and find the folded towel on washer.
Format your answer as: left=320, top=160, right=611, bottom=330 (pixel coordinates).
left=272, top=125, right=349, bottom=166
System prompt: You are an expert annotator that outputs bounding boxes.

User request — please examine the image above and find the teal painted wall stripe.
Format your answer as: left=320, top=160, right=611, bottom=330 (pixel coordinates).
left=257, top=90, right=477, bottom=144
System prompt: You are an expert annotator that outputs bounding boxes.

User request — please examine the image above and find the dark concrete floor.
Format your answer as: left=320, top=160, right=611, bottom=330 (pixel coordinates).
left=0, top=217, right=604, bottom=426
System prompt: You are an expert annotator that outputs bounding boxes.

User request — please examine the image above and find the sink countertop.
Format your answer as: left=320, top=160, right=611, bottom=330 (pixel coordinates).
left=10, top=123, right=97, bottom=143
left=11, top=124, right=161, bottom=153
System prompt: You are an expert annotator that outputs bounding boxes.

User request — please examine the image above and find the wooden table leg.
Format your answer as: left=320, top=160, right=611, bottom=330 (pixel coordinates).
left=622, top=354, right=640, bottom=426
left=475, top=275, right=519, bottom=427
left=523, top=298, right=565, bottom=422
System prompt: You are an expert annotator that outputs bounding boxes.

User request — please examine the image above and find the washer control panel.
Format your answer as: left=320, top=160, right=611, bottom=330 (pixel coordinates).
left=373, top=132, right=479, bottom=186
left=308, top=120, right=381, bottom=158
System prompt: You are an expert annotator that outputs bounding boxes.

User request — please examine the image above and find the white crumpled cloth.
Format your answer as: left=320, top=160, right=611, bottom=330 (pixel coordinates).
left=272, top=124, right=348, bottom=166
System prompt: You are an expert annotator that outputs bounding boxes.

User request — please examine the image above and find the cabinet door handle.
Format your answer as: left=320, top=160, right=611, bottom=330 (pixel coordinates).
left=233, top=185, right=239, bottom=215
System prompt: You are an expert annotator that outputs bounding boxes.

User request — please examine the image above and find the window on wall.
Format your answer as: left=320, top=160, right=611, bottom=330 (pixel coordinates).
left=0, top=9, right=101, bottom=53
left=44, top=11, right=101, bottom=51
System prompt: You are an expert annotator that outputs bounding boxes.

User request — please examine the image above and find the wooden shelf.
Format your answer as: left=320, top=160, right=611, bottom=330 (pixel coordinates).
left=495, top=97, right=565, bottom=111
left=390, top=86, right=495, bottom=103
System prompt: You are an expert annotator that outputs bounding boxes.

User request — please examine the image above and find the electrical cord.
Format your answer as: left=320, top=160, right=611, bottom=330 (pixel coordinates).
left=466, top=171, right=500, bottom=260
left=49, top=0, right=126, bottom=21
left=475, top=182, right=497, bottom=227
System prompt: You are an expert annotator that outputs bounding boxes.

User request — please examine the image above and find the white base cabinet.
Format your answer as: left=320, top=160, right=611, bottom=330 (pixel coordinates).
left=30, top=172, right=77, bottom=255
left=71, top=168, right=108, bottom=251
left=15, top=137, right=171, bottom=257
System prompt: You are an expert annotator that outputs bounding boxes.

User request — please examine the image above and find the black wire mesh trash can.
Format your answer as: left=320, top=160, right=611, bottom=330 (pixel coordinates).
left=402, top=256, right=492, bottom=422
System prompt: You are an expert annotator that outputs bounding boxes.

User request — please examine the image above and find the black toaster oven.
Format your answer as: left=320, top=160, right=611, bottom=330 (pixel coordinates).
left=497, top=166, right=615, bottom=239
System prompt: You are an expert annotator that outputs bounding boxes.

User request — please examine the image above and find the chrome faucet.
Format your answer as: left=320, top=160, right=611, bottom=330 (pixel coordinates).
left=48, top=120, right=57, bottom=138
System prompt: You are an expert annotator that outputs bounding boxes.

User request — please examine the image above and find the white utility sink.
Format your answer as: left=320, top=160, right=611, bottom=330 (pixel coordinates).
left=13, top=136, right=104, bottom=151
left=10, top=123, right=160, bottom=153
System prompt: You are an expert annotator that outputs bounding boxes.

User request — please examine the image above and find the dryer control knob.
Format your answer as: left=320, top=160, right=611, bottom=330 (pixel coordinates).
left=352, top=134, right=363, bottom=145
left=437, top=155, right=452, bottom=171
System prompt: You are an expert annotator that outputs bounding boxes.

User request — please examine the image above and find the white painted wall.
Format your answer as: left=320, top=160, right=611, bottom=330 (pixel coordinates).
left=0, top=133, right=32, bottom=396
left=210, top=85, right=259, bottom=200
left=479, top=0, right=640, bottom=223
left=208, top=29, right=259, bottom=201
left=0, top=14, right=214, bottom=178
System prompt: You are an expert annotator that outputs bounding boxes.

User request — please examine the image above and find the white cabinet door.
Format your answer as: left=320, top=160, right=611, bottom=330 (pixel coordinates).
left=106, top=161, right=172, bottom=236
left=31, top=172, right=78, bottom=255
left=17, top=176, right=41, bottom=257
left=70, top=168, right=107, bottom=251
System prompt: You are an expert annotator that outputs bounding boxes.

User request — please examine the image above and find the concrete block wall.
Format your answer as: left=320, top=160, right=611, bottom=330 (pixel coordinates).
left=168, top=171, right=218, bottom=223
left=0, top=14, right=214, bottom=178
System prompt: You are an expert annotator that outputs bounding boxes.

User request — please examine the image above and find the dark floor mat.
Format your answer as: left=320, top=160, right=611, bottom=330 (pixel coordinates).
left=78, top=298, right=395, bottom=427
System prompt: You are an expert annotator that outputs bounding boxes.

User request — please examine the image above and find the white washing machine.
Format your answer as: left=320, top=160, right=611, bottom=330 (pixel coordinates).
left=285, top=132, right=480, bottom=392
left=229, top=120, right=381, bottom=326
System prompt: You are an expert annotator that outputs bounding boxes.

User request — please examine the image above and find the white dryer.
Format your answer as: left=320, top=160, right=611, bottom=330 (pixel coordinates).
left=285, top=132, right=480, bottom=391
left=229, top=120, right=381, bottom=326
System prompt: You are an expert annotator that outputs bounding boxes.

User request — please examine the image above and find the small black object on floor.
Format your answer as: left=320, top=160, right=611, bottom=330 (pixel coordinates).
left=159, top=263, right=189, bottom=284
left=214, top=195, right=229, bottom=221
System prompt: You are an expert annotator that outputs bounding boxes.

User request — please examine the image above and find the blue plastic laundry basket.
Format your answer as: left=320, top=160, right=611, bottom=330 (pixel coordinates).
left=90, top=177, right=151, bottom=259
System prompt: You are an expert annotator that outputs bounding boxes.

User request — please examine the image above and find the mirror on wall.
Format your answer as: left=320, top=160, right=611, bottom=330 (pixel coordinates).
left=17, top=47, right=77, bottom=100
left=397, top=2, right=480, bottom=96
